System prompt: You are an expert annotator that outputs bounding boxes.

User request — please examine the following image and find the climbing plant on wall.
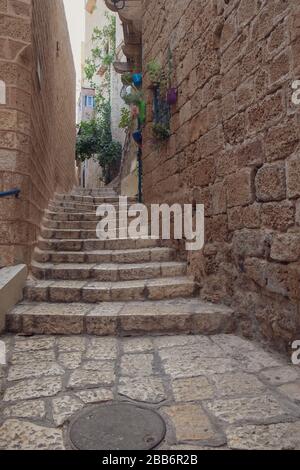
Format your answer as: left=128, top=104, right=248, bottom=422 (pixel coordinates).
left=76, top=13, right=122, bottom=183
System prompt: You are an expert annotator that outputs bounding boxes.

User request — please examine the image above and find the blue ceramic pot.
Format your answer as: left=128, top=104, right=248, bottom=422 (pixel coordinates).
left=132, top=130, right=142, bottom=145
left=132, top=73, right=143, bottom=87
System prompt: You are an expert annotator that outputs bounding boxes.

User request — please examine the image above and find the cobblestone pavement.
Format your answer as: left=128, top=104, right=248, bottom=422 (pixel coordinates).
left=0, top=333, right=300, bottom=450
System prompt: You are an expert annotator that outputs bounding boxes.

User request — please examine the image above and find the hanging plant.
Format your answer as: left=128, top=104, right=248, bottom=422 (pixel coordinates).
left=166, top=87, right=178, bottom=105
left=138, top=100, right=146, bottom=124
left=152, top=123, right=171, bottom=140
left=132, top=72, right=143, bottom=87
left=146, top=59, right=162, bottom=87
left=123, top=89, right=144, bottom=106
left=121, top=72, right=132, bottom=86
left=132, top=130, right=143, bottom=146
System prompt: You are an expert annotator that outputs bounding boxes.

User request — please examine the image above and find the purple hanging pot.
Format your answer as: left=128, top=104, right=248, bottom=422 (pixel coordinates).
left=166, top=87, right=177, bottom=105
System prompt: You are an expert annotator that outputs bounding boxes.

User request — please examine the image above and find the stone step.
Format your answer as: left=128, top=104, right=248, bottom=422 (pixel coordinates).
left=49, top=201, right=130, bottom=211
left=54, top=195, right=136, bottom=204
left=6, top=299, right=235, bottom=336
left=33, top=247, right=175, bottom=264
left=31, top=261, right=186, bottom=281
left=41, top=227, right=150, bottom=240
left=45, top=210, right=105, bottom=221
left=48, top=204, right=135, bottom=214
left=37, top=237, right=161, bottom=251
left=43, top=216, right=137, bottom=230
left=24, top=276, right=196, bottom=303
left=72, top=188, right=117, bottom=196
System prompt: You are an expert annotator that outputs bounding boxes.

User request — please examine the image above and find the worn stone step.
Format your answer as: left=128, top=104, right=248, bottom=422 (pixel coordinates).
left=37, top=237, right=161, bottom=252
left=7, top=299, right=235, bottom=336
left=49, top=201, right=130, bottom=211
left=31, top=261, right=186, bottom=281
left=45, top=210, right=104, bottom=222
left=72, top=188, right=117, bottom=196
left=54, top=194, right=136, bottom=204
left=41, top=227, right=149, bottom=240
left=33, top=247, right=175, bottom=264
left=47, top=205, right=136, bottom=215
left=43, top=216, right=137, bottom=230
left=24, top=277, right=196, bottom=303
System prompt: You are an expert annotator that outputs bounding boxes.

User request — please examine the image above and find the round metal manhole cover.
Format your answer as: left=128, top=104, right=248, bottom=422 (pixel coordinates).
left=68, top=403, right=166, bottom=450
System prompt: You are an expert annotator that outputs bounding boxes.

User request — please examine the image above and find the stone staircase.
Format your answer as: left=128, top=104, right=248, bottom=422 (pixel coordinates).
left=6, top=188, right=235, bottom=336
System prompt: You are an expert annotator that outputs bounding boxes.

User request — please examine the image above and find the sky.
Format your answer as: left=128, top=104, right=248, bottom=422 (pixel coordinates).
left=63, top=0, right=85, bottom=99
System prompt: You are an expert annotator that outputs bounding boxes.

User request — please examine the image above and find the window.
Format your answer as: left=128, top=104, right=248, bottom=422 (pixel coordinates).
left=85, top=95, right=95, bottom=108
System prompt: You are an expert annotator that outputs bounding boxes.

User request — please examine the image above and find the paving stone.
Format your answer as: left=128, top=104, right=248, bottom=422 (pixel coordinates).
left=260, top=367, right=299, bottom=385
left=10, top=349, right=55, bottom=365
left=52, top=395, right=84, bottom=426
left=58, top=352, right=82, bottom=370
left=277, top=382, right=300, bottom=403
left=227, top=421, right=300, bottom=450
left=80, top=360, right=115, bottom=372
left=7, top=361, right=64, bottom=381
left=122, top=337, right=154, bottom=353
left=171, top=376, right=214, bottom=402
left=211, top=372, right=266, bottom=397
left=14, top=336, right=55, bottom=351
left=0, top=420, right=65, bottom=450
left=162, top=404, right=223, bottom=444
left=120, top=354, right=154, bottom=377
left=160, top=348, right=240, bottom=379
left=56, top=336, right=86, bottom=352
left=153, top=334, right=199, bottom=350
left=85, top=337, right=118, bottom=360
left=118, top=376, right=166, bottom=403
left=4, top=377, right=62, bottom=402
left=206, top=393, right=290, bottom=424
left=211, top=334, right=257, bottom=354
left=68, top=367, right=115, bottom=389
left=75, top=388, right=114, bottom=404
left=3, top=400, right=46, bottom=419
left=235, top=350, right=285, bottom=372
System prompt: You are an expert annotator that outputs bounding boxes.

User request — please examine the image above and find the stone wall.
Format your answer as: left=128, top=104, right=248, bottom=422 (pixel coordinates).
left=0, top=0, right=76, bottom=267
left=142, top=0, right=300, bottom=351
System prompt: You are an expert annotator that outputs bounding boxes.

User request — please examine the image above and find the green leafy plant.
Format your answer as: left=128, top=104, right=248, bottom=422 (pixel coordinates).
left=152, top=123, right=171, bottom=140
left=123, top=89, right=144, bottom=106
left=121, top=72, right=132, bottom=86
left=146, top=59, right=162, bottom=84
left=119, top=107, right=132, bottom=129
left=76, top=102, right=122, bottom=183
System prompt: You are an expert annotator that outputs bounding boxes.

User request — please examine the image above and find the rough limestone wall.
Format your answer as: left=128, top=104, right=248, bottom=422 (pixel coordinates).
left=0, top=0, right=76, bottom=267
left=142, top=0, right=300, bottom=352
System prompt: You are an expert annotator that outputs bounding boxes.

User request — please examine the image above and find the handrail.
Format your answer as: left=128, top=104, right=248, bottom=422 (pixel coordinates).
left=0, top=188, right=21, bottom=198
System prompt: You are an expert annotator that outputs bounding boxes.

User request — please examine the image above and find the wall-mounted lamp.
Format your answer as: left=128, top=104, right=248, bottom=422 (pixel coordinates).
left=112, top=0, right=126, bottom=10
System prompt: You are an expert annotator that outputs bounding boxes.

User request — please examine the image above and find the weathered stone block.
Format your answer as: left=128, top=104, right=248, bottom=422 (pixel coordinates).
left=271, top=233, right=300, bottom=262
left=227, top=168, right=255, bottom=207
left=255, top=163, right=286, bottom=202
left=286, top=153, right=300, bottom=198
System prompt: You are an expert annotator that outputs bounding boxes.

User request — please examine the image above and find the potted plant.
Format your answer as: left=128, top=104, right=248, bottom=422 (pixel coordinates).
left=121, top=72, right=133, bottom=86
left=132, top=72, right=143, bottom=87
left=166, top=87, right=177, bottom=105
left=132, top=129, right=143, bottom=146
left=152, top=123, right=171, bottom=140
left=123, top=89, right=144, bottom=106
left=146, top=59, right=162, bottom=87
